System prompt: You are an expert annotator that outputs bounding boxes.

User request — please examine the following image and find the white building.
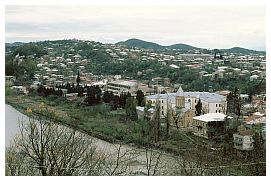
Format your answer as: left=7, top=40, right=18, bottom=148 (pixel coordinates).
left=192, top=113, right=230, bottom=139
left=107, top=80, right=138, bottom=96
left=145, top=86, right=227, bottom=118
left=233, top=128, right=254, bottom=151
left=11, top=86, right=28, bottom=95
left=250, top=75, right=259, bottom=81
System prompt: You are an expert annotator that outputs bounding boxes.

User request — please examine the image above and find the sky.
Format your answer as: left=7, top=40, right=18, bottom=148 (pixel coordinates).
left=5, top=5, right=266, bottom=50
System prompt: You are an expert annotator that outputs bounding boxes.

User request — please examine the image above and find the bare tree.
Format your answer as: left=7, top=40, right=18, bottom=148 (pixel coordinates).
left=6, top=106, right=141, bottom=176
left=102, top=143, right=139, bottom=176
left=144, top=146, right=163, bottom=176
left=5, top=106, right=110, bottom=176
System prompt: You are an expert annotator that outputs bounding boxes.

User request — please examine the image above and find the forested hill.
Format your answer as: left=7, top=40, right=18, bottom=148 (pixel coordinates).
left=221, top=47, right=265, bottom=55
left=116, top=38, right=265, bottom=55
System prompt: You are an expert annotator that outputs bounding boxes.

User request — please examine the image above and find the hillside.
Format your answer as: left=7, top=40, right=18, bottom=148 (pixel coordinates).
left=116, top=38, right=265, bottom=55
left=168, top=43, right=200, bottom=50
left=116, top=38, right=163, bottom=50
left=221, top=47, right=265, bottom=55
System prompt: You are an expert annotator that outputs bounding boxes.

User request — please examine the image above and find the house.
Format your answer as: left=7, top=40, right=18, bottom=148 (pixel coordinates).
left=212, top=69, right=224, bottom=79
left=11, top=86, right=28, bottom=95
left=192, top=113, right=231, bottom=139
left=5, top=76, right=16, bottom=87
left=250, top=75, right=259, bottom=81
left=30, top=81, right=41, bottom=90
left=233, top=126, right=254, bottom=151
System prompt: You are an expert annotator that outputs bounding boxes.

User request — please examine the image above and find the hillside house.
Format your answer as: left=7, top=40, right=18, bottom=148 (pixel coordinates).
left=192, top=113, right=231, bottom=139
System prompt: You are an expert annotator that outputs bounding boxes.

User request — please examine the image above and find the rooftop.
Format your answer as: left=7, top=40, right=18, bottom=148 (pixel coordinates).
left=193, top=113, right=231, bottom=122
left=146, top=91, right=226, bottom=103
left=108, top=80, right=138, bottom=87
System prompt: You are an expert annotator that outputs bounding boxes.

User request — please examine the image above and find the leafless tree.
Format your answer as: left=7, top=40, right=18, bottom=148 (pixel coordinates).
left=101, top=143, right=140, bottom=176
left=144, top=146, right=163, bottom=176
left=6, top=107, right=142, bottom=176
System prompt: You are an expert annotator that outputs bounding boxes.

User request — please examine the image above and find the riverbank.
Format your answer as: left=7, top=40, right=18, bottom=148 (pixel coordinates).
left=5, top=94, right=266, bottom=175
left=5, top=94, right=206, bottom=155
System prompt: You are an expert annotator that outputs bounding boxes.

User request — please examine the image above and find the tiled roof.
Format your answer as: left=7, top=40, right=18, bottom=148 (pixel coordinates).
left=146, top=92, right=226, bottom=103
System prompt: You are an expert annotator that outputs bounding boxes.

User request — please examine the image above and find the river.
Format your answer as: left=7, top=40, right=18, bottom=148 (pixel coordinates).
left=5, top=104, right=29, bottom=148
left=5, top=104, right=183, bottom=175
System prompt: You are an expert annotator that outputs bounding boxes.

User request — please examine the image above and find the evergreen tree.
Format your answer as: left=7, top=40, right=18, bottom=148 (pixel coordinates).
left=76, top=71, right=80, bottom=87
left=125, top=96, right=138, bottom=121
left=136, top=90, right=145, bottom=107
left=103, top=91, right=111, bottom=103
left=153, top=99, right=161, bottom=142
left=85, top=91, right=96, bottom=106
left=226, top=87, right=241, bottom=116
left=195, top=99, right=202, bottom=116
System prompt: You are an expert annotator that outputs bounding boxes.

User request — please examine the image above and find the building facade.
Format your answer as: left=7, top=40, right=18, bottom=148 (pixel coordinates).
left=192, top=113, right=230, bottom=139
left=145, top=86, right=227, bottom=128
left=233, top=128, right=254, bottom=151
left=107, top=80, right=138, bottom=96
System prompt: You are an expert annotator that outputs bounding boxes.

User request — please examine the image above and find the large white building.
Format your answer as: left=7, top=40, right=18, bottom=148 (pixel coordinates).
left=107, top=80, right=138, bottom=96
left=145, top=86, right=227, bottom=118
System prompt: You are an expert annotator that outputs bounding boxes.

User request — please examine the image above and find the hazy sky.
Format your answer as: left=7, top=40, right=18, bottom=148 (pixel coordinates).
left=5, top=5, right=265, bottom=50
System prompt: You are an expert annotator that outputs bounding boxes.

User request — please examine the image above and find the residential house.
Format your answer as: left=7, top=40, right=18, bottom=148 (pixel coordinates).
left=192, top=113, right=231, bottom=139
left=233, top=126, right=254, bottom=151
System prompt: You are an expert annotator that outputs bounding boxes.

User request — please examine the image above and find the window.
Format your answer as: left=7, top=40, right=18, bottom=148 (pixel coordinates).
left=162, top=111, right=164, bottom=115
left=219, top=110, right=221, bottom=113
left=219, top=104, right=221, bottom=107
left=162, top=106, right=164, bottom=109
left=216, top=110, right=217, bottom=113
left=216, top=104, right=218, bottom=107
left=195, top=100, right=197, bottom=103
left=162, top=100, right=163, bottom=103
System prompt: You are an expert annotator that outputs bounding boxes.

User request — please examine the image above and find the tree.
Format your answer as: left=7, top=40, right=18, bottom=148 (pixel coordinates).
left=103, top=91, right=112, bottom=103
left=125, top=96, right=138, bottom=121
left=226, top=87, right=241, bottom=116
left=136, top=90, right=145, bottom=107
left=85, top=91, right=96, bottom=106
left=110, top=95, right=120, bottom=110
left=144, top=146, right=163, bottom=176
left=150, top=98, right=161, bottom=142
left=76, top=71, right=81, bottom=87
left=6, top=108, right=102, bottom=176
left=195, top=99, right=202, bottom=116
left=5, top=106, right=138, bottom=176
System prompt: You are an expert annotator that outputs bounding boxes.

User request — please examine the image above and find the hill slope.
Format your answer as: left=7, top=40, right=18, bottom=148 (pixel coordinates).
left=221, top=47, right=265, bottom=55
left=116, top=38, right=265, bottom=54
left=116, top=38, right=163, bottom=50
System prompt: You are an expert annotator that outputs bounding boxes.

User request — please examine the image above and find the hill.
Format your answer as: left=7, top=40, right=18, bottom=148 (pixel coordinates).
left=116, top=38, right=163, bottom=50
left=168, top=43, right=200, bottom=51
left=116, top=38, right=199, bottom=51
left=221, top=47, right=265, bottom=55
left=116, top=38, right=265, bottom=54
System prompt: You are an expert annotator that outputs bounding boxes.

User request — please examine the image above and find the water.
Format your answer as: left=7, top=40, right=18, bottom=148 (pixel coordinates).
left=5, top=104, right=29, bottom=148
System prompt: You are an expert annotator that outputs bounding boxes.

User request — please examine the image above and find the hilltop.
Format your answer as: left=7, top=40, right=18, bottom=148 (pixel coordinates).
left=116, top=38, right=265, bottom=55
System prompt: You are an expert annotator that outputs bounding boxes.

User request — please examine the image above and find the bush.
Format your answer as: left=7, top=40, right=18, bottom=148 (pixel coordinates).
left=5, top=87, right=14, bottom=96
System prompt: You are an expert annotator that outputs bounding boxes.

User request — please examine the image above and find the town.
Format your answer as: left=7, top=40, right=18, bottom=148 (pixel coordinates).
left=5, top=38, right=266, bottom=175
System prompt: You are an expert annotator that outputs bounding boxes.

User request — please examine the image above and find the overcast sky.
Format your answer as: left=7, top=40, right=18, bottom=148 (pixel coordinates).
left=5, top=5, right=265, bottom=50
